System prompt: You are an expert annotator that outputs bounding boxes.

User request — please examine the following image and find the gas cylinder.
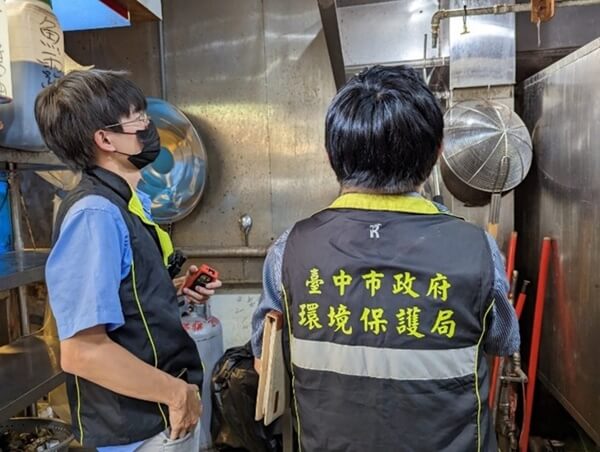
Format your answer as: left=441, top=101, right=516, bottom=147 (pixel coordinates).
left=181, top=301, right=224, bottom=451
left=0, top=0, right=64, bottom=150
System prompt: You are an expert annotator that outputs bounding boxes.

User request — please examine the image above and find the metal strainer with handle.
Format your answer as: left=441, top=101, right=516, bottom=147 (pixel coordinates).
left=441, top=100, right=533, bottom=237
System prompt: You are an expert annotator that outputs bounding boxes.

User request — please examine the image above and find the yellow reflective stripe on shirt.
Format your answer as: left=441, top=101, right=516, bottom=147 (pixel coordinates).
left=131, top=260, right=169, bottom=430
left=128, top=189, right=170, bottom=429
left=291, top=339, right=477, bottom=380
left=127, top=188, right=174, bottom=266
left=475, top=299, right=495, bottom=452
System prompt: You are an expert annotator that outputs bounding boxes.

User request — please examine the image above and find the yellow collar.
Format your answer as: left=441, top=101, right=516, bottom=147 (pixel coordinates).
left=127, top=187, right=174, bottom=266
left=329, top=193, right=445, bottom=215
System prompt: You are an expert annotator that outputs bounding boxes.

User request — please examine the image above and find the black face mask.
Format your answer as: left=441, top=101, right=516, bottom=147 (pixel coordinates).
left=112, top=120, right=161, bottom=170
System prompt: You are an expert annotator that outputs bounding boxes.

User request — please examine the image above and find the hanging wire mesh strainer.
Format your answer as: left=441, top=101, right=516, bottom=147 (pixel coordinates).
left=441, top=100, right=533, bottom=194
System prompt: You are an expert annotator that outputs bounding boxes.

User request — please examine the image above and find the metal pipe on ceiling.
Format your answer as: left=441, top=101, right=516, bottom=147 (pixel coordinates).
left=431, top=0, right=600, bottom=48
left=27, top=246, right=269, bottom=259
left=180, top=246, right=268, bottom=258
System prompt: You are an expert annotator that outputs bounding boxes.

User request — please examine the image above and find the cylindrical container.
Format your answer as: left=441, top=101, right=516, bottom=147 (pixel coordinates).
left=0, top=0, right=64, bottom=150
left=181, top=301, right=224, bottom=450
left=0, top=0, right=13, bottom=104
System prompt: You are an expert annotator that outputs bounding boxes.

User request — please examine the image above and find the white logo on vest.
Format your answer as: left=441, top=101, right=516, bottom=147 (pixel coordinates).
left=369, top=223, right=382, bottom=239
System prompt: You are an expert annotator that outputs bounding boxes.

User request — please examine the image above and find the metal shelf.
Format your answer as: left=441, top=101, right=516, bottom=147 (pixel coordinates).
left=0, top=251, right=48, bottom=292
left=0, top=147, right=65, bottom=168
left=0, top=335, right=65, bottom=422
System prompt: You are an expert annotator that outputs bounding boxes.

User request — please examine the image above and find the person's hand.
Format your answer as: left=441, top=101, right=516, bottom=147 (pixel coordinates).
left=254, top=357, right=262, bottom=375
left=168, top=379, right=202, bottom=440
left=177, top=265, right=223, bottom=304
left=173, top=275, right=186, bottom=292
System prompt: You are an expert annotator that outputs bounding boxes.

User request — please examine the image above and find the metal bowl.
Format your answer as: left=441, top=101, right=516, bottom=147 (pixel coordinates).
left=139, top=97, right=208, bottom=224
left=37, top=97, right=208, bottom=224
left=0, top=417, right=74, bottom=451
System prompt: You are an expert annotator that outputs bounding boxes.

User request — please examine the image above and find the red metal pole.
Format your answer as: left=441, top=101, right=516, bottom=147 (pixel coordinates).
left=520, top=237, right=552, bottom=452
left=515, top=280, right=530, bottom=320
left=506, top=231, right=518, bottom=281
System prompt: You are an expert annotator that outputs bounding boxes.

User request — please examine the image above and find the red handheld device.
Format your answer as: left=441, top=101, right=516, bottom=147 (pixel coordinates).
left=183, top=264, right=219, bottom=290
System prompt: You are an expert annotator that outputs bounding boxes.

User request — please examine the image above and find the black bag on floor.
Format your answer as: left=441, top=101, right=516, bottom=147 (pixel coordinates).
left=211, top=342, right=281, bottom=452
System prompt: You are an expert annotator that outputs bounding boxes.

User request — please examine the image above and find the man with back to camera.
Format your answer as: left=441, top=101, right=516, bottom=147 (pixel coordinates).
left=251, top=65, right=520, bottom=451
left=35, top=69, right=222, bottom=451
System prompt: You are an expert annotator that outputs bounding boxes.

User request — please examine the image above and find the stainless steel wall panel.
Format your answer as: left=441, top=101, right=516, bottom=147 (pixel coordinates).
left=449, top=0, right=516, bottom=88
left=338, top=0, right=449, bottom=67
left=163, top=0, right=271, bottom=261
left=64, top=22, right=161, bottom=97
left=519, top=37, right=600, bottom=444
left=55, top=1, right=346, bottom=284
left=161, top=0, right=338, bottom=282
left=264, top=0, right=339, bottom=235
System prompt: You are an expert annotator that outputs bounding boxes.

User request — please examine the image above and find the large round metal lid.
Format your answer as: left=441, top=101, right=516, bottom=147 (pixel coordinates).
left=139, top=97, right=207, bottom=224
left=442, top=100, right=532, bottom=193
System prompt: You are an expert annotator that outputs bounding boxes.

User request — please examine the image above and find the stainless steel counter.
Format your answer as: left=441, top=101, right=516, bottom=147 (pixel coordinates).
left=0, top=335, right=64, bottom=422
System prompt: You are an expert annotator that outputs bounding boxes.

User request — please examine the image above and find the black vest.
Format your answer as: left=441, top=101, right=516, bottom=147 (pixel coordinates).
left=52, top=167, right=202, bottom=447
left=281, top=193, right=496, bottom=452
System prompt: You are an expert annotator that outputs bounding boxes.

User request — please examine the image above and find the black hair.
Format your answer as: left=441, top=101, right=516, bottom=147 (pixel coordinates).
left=325, top=65, right=444, bottom=193
left=34, top=69, right=147, bottom=171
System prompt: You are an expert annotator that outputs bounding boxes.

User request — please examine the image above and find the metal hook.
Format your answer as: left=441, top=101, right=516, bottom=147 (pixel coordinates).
left=461, top=3, right=470, bottom=35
